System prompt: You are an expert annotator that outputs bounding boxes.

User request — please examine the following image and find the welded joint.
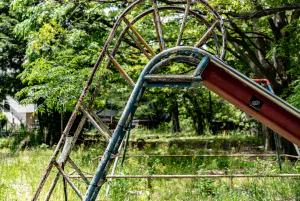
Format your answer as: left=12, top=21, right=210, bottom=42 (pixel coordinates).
left=193, top=55, right=210, bottom=77
left=123, top=123, right=133, bottom=131
left=191, top=80, right=203, bottom=87
left=117, top=123, right=130, bottom=132
left=105, top=147, right=115, bottom=155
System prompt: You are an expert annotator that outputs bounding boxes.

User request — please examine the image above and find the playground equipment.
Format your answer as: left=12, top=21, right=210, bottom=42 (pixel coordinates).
left=32, top=0, right=300, bottom=200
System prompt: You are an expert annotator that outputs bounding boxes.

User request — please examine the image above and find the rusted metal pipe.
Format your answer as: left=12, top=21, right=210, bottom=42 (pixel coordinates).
left=106, top=52, right=136, bottom=87
left=54, top=162, right=83, bottom=200
left=126, top=30, right=151, bottom=60
left=123, top=17, right=156, bottom=57
left=90, top=111, right=112, bottom=136
left=144, top=74, right=202, bottom=82
left=106, top=5, right=223, bottom=69
left=45, top=172, right=60, bottom=201
left=92, top=153, right=294, bottom=162
left=121, top=153, right=286, bottom=158
left=68, top=157, right=90, bottom=186
left=79, top=105, right=110, bottom=142
left=195, top=20, right=219, bottom=48
left=153, top=0, right=166, bottom=51
left=62, top=163, right=68, bottom=201
left=176, top=0, right=191, bottom=46
left=70, top=174, right=300, bottom=179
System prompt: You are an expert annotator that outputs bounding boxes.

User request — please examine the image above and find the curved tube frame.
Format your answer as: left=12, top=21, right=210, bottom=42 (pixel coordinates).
left=84, top=46, right=210, bottom=200
left=106, top=5, right=224, bottom=69
left=84, top=46, right=300, bottom=200
left=32, top=1, right=227, bottom=200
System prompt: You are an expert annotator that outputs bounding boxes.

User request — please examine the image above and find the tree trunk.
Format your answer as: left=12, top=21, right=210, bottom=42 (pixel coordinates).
left=262, top=124, right=296, bottom=154
left=262, top=124, right=275, bottom=151
left=281, top=137, right=297, bottom=155
left=208, top=91, right=212, bottom=123
left=171, top=101, right=180, bottom=133
left=196, top=114, right=204, bottom=135
left=226, top=4, right=299, bottom=155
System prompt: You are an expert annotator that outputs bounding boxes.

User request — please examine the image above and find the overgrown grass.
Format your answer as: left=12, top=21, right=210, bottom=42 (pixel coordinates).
left=130, top=126, right=262, bottom=142
left=0, top=136, right=300, bottom=200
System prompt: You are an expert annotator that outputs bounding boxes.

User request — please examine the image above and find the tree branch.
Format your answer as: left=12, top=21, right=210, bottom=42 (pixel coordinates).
left=83, top=0, right=188, bottom=4
left=225, top=3, right=300, bottom=20
left=243, top=32, right=273, bottom=41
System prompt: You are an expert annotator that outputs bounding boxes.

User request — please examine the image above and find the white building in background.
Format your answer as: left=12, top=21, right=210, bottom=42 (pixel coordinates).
left=2, top=96, right=38, bottom=127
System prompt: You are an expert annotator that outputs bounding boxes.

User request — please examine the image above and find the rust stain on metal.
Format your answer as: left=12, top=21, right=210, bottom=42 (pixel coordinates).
left=123, top=17, right=156, bottom=57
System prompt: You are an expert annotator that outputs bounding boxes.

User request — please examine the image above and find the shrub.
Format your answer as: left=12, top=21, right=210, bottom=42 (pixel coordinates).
left=0, top=113, right=8, bottom=129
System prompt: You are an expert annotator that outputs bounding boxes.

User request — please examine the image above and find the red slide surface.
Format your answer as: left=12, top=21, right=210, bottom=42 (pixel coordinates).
left=200, top=61, right=300, bottom=146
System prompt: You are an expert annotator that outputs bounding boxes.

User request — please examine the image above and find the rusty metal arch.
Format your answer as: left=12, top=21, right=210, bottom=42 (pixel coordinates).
left=106, top=5, right=224, bottom=69
left=99, top=0, right=227, bottom=58
left=31, top=0, right=300, bottom=200
left=101, top=1, right=227, bottom=87
left=32, top=1, right=228, bottom=201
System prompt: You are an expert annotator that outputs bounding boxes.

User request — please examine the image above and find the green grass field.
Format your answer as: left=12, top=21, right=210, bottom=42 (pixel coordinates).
left=1, top=134, right=300, bottom=200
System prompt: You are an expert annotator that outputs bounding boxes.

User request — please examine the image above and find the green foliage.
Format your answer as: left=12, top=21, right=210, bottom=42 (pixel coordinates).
left=39, top=143, right=49, bottom=149
left=214, top=0, right=300, bottom=100
left=0, top=0, right=25, bottom=101
left=11, top=1, right=115, bottom=113
left=0, top=113, right=7, bottom=129
left=285, top=16, right=300, bottom=108
left=14, top=125, right=43, bottom=148
left=1, top=139, right=300, bottom=200
left=0, top=138, right=9, bottom=148
left=1, top=0, right=299, bottom=139
left=288, top=79, right=300, bottom=108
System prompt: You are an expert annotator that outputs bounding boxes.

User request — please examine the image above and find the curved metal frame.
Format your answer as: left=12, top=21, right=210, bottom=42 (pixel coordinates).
left=32, top=0, right=300, bottom=200
left=85, top=46, right=300, bottom=200
left=106, top=5, right=223, bottom=69
left=32, top=1, right=227, bottom=201
left=84, top=46, right=211, bottom=200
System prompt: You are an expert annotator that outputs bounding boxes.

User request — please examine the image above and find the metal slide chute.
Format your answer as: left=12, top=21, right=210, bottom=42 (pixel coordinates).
left=201, top=54, right=300, bottom=146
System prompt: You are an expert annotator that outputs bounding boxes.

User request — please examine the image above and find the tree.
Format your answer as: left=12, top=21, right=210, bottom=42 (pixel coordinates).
left=9, top=0, right=119, bottom=143
left=213, top=0, right=300, bottom=153
left=0, top=0, right=25, bottom=101
left=8, top=0, right=299, bottom=147
left=0, top=113, right=8, bottom=129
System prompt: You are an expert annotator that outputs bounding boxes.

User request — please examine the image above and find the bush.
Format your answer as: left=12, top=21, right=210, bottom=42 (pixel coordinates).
left=0, top=113, right=8, bottom=129
left=0, top=138, right=10, bottom=148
